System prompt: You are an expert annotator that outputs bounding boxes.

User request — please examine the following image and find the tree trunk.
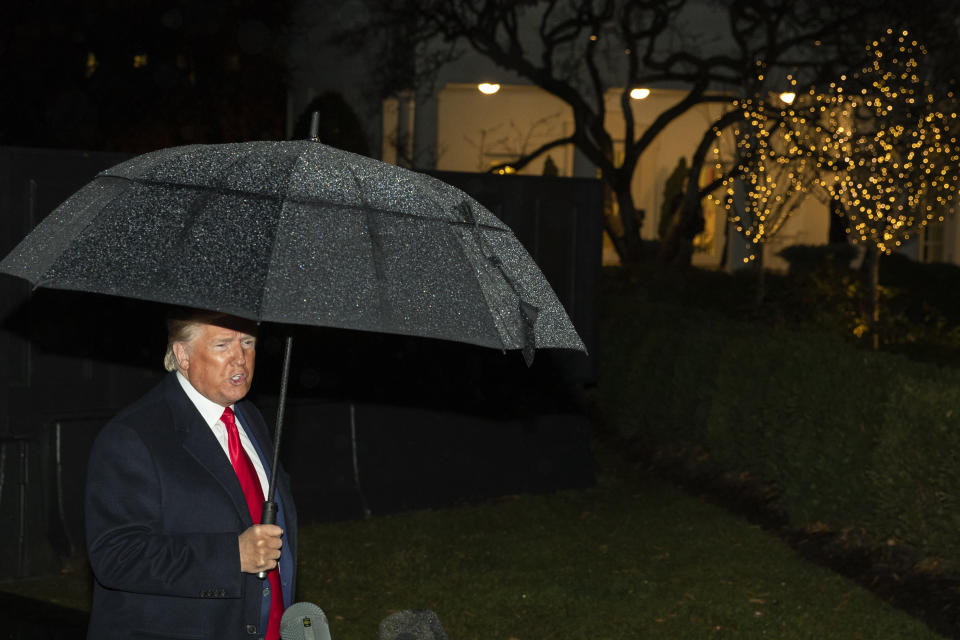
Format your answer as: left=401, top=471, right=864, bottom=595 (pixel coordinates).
left=755, top=247, right=766, bottom=308
left=658, top=108, right=743, bottom=268
left=658, top=191, right=704, bottom=268
left=867, top=245, right=881, bottom=350
left=613, top=182, right=644, bottom=267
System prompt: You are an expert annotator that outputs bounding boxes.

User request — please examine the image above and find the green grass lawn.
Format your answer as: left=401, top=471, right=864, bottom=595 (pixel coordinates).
left=0, top=458, right=945, bottom=639
left=294, top=459, right=942, bottom=640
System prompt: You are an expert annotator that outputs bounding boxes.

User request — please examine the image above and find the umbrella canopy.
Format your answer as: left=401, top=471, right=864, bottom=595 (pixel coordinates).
left=0, top=140, right=585, bottom=360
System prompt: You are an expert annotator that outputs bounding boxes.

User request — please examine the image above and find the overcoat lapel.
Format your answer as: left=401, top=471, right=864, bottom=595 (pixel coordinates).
left=161, top=374, right=253, bottom=527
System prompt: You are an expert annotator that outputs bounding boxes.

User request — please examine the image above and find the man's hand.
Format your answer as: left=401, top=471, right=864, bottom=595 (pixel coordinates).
left=238, top=524, right=283, bottom=574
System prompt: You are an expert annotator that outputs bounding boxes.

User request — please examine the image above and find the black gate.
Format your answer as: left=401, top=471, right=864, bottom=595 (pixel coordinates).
left=430, top=170, right=601, bottom=384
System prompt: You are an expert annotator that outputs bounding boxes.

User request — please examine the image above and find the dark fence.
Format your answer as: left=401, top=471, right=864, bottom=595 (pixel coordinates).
left=0, top=148, right=162, bottom=579
left=0, top=147, right=602, bottom=580
left=430, top=170, right=601, bottom=384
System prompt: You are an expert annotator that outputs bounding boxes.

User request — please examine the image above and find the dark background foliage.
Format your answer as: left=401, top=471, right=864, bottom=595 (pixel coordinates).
left=595, top=244, right=960, bottom=578
left=0, top=0, right=292, bottom=152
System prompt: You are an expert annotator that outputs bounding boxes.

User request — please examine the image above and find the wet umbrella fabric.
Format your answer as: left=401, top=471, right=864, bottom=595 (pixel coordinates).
left=0, top=140, right=585, bottom=360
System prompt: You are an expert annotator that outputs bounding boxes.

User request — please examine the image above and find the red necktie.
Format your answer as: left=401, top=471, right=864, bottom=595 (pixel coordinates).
left=222, top=407, right=284, bottom=640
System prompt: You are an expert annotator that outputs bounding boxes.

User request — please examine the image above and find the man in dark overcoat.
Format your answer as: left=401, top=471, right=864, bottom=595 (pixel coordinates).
left=85, top=310, right=296, bottom=640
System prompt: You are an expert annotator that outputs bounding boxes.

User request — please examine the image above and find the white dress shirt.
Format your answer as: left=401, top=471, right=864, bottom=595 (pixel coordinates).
left=176, top=372, right=270, bottom=497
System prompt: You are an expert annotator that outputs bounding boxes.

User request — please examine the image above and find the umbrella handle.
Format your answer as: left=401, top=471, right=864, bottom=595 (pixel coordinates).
left=257, top=499, right=278, bottom=580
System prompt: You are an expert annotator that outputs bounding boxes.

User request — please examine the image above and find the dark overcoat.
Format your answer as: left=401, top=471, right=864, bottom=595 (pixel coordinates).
left=85, top=373, right=297, bottom=640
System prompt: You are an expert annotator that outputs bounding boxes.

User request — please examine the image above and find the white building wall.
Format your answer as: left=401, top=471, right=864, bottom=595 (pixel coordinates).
left=427, top=82, right=834, bottom=270
left=757, top=196, right=831, bottom=272
left=435, top=84, right=575, bottom=176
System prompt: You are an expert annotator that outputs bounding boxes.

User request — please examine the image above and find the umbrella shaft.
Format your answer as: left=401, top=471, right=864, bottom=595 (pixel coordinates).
left=266, top=335, right=293, bottom=502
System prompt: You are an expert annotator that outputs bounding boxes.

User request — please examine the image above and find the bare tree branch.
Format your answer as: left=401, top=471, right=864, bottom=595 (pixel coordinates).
left=486, top=134, right=578, bottom=174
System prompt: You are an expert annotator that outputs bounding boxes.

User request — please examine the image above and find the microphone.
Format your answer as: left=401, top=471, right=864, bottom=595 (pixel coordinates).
left=378, top=610, right=448, bottom=640
left=280, top=602, right=332, bottom=640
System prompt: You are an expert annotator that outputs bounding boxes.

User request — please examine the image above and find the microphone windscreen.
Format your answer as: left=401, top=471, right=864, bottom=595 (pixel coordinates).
left=378, top=610, right=448, bottom=640
left=280, top=602, right=332, bottom=640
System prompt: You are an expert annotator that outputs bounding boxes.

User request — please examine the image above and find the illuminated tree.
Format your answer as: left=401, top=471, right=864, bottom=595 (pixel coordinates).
left=714, top=72, right=819, bottom=304
left=799, top=29, right=960, bottom=348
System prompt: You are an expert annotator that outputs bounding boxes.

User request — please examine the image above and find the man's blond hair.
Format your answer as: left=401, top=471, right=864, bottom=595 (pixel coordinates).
left=162, top=309, right=235, bottom=372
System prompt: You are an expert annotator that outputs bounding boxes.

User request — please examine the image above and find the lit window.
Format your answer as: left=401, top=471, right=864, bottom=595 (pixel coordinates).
left=85, top=52, right=98, bottom=78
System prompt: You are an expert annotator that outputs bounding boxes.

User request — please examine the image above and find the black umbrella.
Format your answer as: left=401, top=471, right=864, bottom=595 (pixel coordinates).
left=0, top=140, right=582, bottom=356
left=0, top=137, right=586, bottom=574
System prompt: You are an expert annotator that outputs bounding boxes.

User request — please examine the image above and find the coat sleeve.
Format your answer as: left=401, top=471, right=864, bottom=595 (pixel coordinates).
left=85, top=420, right=243, bottom=599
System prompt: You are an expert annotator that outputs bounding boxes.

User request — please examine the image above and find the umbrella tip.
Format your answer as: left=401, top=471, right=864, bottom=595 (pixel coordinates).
left=521, top=344, right=535, bottom=367
left=309, top=111, right=320, bottom=141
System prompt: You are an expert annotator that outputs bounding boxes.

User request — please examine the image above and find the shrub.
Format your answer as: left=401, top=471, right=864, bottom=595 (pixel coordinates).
left=596, top=269, right=960, bottom=569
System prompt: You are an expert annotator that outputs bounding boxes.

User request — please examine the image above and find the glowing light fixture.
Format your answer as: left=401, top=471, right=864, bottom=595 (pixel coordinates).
left=478, top=83, right=501, bottom=95
left=630, top=88, right=650, bottom=100
left=779, top=92, right=796, bottom=105
left=85, top=52, right=98, bottom=78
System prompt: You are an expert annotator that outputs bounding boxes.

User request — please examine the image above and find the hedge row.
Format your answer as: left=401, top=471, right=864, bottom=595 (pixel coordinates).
left=595, top=281, right=960, bottom=569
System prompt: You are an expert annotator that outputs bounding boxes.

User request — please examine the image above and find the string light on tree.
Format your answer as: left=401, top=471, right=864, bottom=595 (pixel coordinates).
left=709, top=67, right=818, bottom=305
left=713, top=70, right=814, bottom=267
left=804, top=29, right=960, bottom=255
left=793, top=29, right=960, bottom=347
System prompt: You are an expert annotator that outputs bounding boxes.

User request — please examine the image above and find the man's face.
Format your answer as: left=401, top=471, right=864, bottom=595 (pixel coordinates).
left=174, top=322, right=256, bottom=406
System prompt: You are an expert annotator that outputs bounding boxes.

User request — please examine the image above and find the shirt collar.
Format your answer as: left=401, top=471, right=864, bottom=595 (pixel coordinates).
left=176, top=371, right=234, bottom=428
